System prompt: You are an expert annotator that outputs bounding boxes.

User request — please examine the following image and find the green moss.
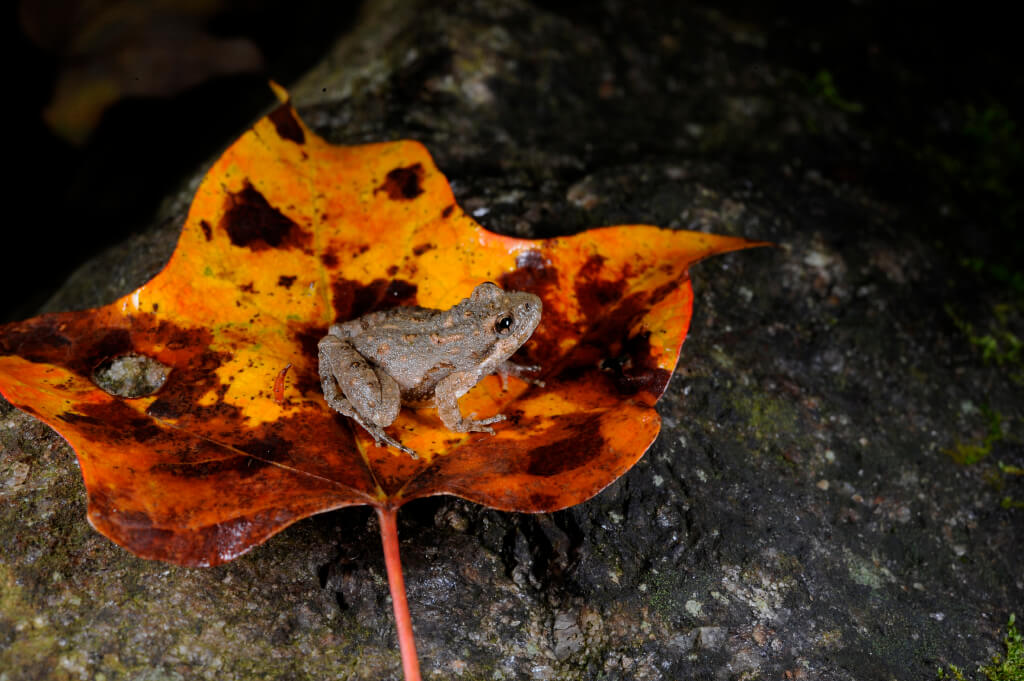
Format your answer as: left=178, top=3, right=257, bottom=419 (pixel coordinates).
left=944, top=404, right=1024, bottom=508
left=733, top=392, right=800, bottom=444
left=938, top=614, right=1023, bottom=681
left=998, top=462, right=1024, bottom=509
left=845, top=551, right=886, bottom=590
left=0, top=564, right=60, bottom=678
left=943, top=279, right=1024, bottom=507
left=645, top=569, right=686, bottom=621
left=946, top=302, right=1024, bottom=383
left=982, top=614, right=1024, bottom=681
left=938, top=665, right=970, bottom=681
left=946, top=403, right=1004, bottom=465
left=808, top=69, right=864, bottom=114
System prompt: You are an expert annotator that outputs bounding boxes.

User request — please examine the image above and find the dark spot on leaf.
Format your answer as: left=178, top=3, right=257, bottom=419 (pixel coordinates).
left=293, top=325, right=327, bottom=362
left=268, top=103, right=305, bottom=144
left=59, top=401, right=165, bottom=445
left=541, top=276, right=675, bottom=401
left=0, top=315, right=213, bottom=409
left=528, top=493, right=559, bottom=509
left=130, top=421, right=163, bottom=443
left=291, top=325, right=329, bottom=396
left=144, top=330, right=233, bottom=422
left=113, top=509, right=156, bottom=529
left=238, top=435, right=291, bottom=462
left=600, top=331, right=672, bottom=397
left=498, top=251, right=569, bottom=368
left=648, top=279, right=684, bottom=305
left=387, top=265, right=399, bottom=276
left=321, top=252, right=339, bottom=268
left=0, top=321, right=132, bottom=378
left=574, top=254, right=625, bottom=315
left=221, top=182, right=310, bottom=252
left=0, top=315, right=72, bottom=359
left=441, top=204, right=454, bottom=218
left=86, top=330, right=135, bottom=373
left=499, top=250, right=558, bottom=296
left=199, top=220, right=212, bottom=241
left=277, top=275, right=297, bottom=289
left=331, top=278, right=418, bottom=320
left=525, top=416, right=604, bottom=477
left=152, top=455, right=270, bottom=479
left=240, top=282, right=256, bottom=294
left=376, top=164, right=424, bottom=200
left=58, top=411, right=103, bottom=426
left=412, top=243, right=435, bottom=256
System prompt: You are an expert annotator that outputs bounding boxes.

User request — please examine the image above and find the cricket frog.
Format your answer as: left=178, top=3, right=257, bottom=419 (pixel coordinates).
left=318, top=282, right=542, bottom=457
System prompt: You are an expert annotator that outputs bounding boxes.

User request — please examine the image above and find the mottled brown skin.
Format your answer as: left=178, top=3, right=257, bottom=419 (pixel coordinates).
left=318, top=282, right=542, bottom=457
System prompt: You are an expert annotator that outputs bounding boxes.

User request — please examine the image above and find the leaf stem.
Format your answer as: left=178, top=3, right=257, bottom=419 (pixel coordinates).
left=377, top=506, right=422, bottom=681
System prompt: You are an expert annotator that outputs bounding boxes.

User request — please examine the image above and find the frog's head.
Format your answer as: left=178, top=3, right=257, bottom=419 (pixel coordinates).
left=468, top=281, right=542, bottom=361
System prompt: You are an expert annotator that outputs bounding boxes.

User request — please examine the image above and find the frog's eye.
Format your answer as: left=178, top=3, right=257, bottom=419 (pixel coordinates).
left=495, top=315, right=515, bottom=335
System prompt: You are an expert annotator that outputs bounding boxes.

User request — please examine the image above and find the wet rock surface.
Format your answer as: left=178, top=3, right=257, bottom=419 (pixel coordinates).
left=2, top=1, right=1021, bottom=679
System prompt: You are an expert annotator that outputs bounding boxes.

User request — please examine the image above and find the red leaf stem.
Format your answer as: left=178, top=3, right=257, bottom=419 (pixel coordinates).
left=377, top=506, right=422, bottom=681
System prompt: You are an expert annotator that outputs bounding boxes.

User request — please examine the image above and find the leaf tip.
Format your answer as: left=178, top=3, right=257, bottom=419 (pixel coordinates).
left=269, top=80, right=290, bottom=104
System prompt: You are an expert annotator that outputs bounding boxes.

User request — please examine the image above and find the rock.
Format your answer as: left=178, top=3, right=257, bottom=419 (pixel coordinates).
left=552, top=611, right=584, bottom=660
left=2, top=0, right=1021, bottom=679
left=696, top=626, right=728, bottom=651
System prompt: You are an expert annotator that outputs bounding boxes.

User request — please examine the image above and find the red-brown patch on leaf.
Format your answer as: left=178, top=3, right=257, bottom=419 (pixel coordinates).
left=268, top=103, right=306, bottom=145
left=330, top=278, right=419, bottom=321
left=222, top=182, right=311, bottom=252
left=377, top=164, right=425, bottom=200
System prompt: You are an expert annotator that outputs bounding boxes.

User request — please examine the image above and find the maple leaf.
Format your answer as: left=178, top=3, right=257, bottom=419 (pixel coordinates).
left=0, top=86, right=766, bottom=680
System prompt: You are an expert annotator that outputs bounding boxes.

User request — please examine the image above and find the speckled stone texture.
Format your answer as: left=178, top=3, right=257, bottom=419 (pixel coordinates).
left=2, top=1, right=1021, bottom=679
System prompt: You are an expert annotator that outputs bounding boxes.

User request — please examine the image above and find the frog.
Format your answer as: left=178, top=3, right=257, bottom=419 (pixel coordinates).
left=318, top=281, right=542, bottom=458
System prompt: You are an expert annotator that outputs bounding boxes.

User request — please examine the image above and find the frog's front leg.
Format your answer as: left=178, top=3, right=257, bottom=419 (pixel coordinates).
left=434, top=371, right=507, bottom=434
left=496, top=360, right=544, bottom=390
left=318, top=334, right=417, bottom=458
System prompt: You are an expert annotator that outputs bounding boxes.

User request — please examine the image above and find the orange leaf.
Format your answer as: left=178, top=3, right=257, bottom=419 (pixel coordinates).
left=0, top=94, right=765, bottom=568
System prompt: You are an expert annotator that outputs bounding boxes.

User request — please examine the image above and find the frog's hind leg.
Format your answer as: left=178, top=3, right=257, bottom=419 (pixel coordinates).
left=318, top=336, right=418, bottom=458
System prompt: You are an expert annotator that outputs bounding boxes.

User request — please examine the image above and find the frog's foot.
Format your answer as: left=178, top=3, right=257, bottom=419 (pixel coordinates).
left=457, top=412, right=507, bottom=434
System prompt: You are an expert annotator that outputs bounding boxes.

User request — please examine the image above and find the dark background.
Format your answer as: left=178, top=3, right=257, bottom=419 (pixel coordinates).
left=7, top=0, right=361, bottom=322
left=5, top=0, right=1022, bottom=324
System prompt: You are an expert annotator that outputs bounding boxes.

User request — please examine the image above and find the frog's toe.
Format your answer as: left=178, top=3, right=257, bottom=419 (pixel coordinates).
left=465, top=413, right=506, bottom=431
left=372, top=431, right=420, bottom=459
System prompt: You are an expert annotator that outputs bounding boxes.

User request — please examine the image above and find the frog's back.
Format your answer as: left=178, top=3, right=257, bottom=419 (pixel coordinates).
left=346, top=307, right=466, bottom=389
